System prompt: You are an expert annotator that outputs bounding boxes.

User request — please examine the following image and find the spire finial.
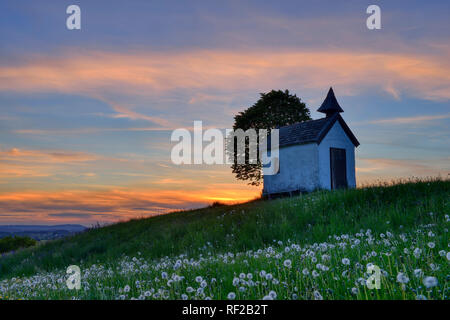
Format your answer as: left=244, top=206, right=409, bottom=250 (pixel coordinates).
left=317, top=87, right=344, bottom=117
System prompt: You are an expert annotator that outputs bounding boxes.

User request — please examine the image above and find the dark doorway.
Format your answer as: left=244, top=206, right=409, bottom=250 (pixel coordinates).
left=330, top=148, right=347, bottom=189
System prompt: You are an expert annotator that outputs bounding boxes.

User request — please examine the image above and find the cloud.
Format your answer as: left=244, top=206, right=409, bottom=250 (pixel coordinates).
left=0, top=185, right=261, bottom=224
left=0, top=147, right=140, bottom=178
left=48, top=212, right=94, bottom=218
left=0, top=164, right=52, bottom=178
left=356, top=157, right=449, bottom=184
left=98, top=98, right=173, bottom=128
left=1, top=48, right=449, bottom=103
left=0, top=147, right=98, bottom=163
left=383, top=83, right=401, bottom=101
left=155, top=178, right=197, bottom=185
left=188, top=93, right=234, bottom=105
left=13, top=127, right=175, bottom=135
left=0, top=147, right=101, bottom=178
left=365, top=113, right=450, bottom=125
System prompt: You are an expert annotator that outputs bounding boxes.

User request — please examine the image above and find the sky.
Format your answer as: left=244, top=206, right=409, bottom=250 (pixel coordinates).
left=0, top=1, right=449, bottom=225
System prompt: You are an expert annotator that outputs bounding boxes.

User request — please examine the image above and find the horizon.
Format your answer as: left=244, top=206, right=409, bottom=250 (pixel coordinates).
left=1, top=0, right=449, bottom=225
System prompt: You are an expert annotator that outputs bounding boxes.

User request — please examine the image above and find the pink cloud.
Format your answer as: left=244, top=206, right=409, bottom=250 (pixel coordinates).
left=1, top=49, right=449, bottom=102
left=356, top=157, right=449, bottom=184
left=366, top=113, right=450, bottom=125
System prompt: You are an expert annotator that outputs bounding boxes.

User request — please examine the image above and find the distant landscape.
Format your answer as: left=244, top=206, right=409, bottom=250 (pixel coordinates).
left=0, top=225, right=87, bottom=241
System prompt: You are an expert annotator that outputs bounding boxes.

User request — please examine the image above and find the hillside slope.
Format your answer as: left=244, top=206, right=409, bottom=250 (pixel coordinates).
left=1, top=179, right=448, bottom=284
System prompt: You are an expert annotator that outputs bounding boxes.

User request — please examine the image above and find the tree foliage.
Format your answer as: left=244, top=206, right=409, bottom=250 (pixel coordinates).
left=0, top=236, right=37, bottom=254
left=229, top=89, right=311, bottom=186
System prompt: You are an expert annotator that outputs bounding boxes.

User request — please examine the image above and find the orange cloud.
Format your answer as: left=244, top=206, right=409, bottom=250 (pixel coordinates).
left=0, top=164, right=52, bottom=178
left=0, top=147, right=101, bottom=178
left=0, top=147, right=139, bottom=179
left=0, top=147, right=98, bottom=164
left=0, top=185, right=261, bottom=225
left=0, top=145, right=261, bottom=224
left=1, top=49, right=449, bottom=102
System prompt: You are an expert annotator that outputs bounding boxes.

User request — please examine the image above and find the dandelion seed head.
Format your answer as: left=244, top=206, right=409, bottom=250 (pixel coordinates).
left=283, top=259, right=292, bottom=268
left=313, top=290, right=323, bottom=300
left=396, top=272, right=409, bottom=284
left=423, top=276, right=438, bottom=288
left=268, top=290, right=277, bottom=299
left=414, top=269, right=423, bottom=278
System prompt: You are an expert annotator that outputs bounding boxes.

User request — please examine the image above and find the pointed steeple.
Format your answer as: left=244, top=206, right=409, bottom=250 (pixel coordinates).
left=317, top=87, right=344, bottom=117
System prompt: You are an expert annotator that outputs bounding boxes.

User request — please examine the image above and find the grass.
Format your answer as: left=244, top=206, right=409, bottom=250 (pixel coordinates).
left=0, top=178, right=449, bottom=300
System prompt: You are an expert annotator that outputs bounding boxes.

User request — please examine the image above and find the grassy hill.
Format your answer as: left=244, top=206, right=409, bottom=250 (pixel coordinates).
left=0, top=179, right=448, bottom=300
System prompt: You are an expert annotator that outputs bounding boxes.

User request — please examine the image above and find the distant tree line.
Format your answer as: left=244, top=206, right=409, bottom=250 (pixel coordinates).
left=0, top=236, right=37, bottom=254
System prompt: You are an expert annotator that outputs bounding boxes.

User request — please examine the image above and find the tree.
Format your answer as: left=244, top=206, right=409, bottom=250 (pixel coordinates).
left=229, top=89, right=311, bottom=186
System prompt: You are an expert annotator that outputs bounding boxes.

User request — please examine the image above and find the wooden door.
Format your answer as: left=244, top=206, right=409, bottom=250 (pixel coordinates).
left=330, top=148, right=347, bottom=189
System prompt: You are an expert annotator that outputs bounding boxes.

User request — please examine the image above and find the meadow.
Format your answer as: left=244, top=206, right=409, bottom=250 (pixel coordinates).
left=0, top=178, right=448, bottom=300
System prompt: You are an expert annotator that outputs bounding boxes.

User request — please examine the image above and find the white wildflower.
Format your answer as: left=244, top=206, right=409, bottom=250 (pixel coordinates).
left=413, top=248, right=422, bottom=258
left=414, top=269, right=423, bottom=278
left=313, top=290, right=323, bottom=300
left=396, top=272, right=409, bottom=284
left=423, top=276, right=438, bottom=288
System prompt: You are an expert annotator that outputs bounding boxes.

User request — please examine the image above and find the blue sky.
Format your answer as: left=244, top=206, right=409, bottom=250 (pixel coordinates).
left=0, top=1, right=449, bottom=225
